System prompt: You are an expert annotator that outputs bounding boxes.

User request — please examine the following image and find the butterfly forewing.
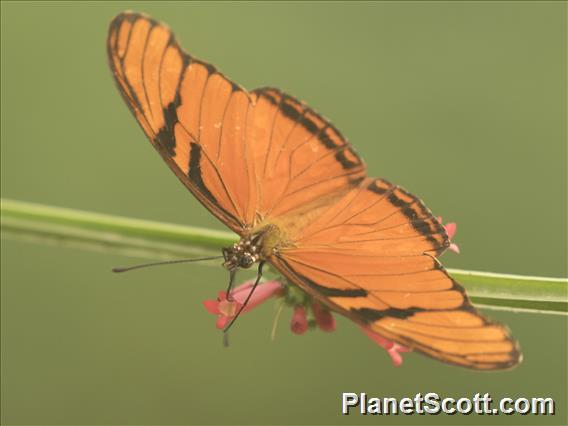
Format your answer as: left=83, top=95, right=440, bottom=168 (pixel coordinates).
left=108, top=12, right=252, bottom=232
left=247, top=88, right=367, bottom=221
left=108, top=13, right=367, bottom=233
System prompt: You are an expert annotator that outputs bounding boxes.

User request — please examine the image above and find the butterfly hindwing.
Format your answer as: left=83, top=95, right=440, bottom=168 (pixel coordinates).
left=272, top=178, right=521, bottom=369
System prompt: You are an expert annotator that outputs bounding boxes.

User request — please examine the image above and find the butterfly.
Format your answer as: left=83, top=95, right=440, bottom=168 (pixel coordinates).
left=107, top=11, right=521, bottom=370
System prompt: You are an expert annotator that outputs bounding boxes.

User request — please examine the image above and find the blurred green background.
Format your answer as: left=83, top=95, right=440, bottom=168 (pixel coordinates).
left=1, top=1, right=566, bottom=425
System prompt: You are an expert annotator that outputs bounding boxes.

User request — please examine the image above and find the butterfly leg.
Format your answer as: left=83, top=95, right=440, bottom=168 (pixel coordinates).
left=223, top=261, right=265, bottom=333
left=225, top=269, right=237, bottom=301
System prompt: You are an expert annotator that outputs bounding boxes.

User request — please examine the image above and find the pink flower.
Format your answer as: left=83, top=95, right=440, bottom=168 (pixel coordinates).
left=204, top=279, right=411, bottom=368
left=203, top=279, right=282, bottom=329
left=360, top=326, right=411, bottom=367
left=438, top=216, right=460, bottom=254
left=290, top=306, right=309, bottom=335
left=311, top=302, right=336, bottom=332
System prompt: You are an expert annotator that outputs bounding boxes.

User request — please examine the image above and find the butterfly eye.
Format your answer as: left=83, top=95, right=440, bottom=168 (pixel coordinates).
left=239, top=254, right=255, bottom=269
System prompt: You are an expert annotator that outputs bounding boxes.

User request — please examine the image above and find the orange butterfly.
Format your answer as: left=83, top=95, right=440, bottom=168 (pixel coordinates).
left=107, top=11, right=521, bottom=370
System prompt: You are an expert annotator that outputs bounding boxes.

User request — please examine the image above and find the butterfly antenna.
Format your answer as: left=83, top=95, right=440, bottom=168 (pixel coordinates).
left=223, top=261, right=265, bottom=333
left=112, top=256, right=224, bottom=273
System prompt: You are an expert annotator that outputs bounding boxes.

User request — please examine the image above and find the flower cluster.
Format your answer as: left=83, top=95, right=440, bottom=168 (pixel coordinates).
left=439, top=216, right=460, bottom=254
left=204, top=218, right=459, bottom=367
left=203, top=279, right=411, bottom=367
left=203, top=279, right=283, bottom=329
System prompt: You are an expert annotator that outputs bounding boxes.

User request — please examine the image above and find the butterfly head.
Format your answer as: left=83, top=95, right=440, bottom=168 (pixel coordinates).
left=222, top=225, right=282, bottom=272
left=222, top=239, right=260, bottom=271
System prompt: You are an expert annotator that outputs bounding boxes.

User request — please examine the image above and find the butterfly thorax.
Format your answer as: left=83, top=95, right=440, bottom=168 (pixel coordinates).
left=222, top=224, right=282, bottom=271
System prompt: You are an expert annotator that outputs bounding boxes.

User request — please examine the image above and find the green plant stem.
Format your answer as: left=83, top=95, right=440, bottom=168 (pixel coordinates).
left=2, top=198, right=566, bottom=314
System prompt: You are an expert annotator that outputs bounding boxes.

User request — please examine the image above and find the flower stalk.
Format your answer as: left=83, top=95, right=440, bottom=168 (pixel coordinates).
left=2, top=198, right=566, bottom=315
